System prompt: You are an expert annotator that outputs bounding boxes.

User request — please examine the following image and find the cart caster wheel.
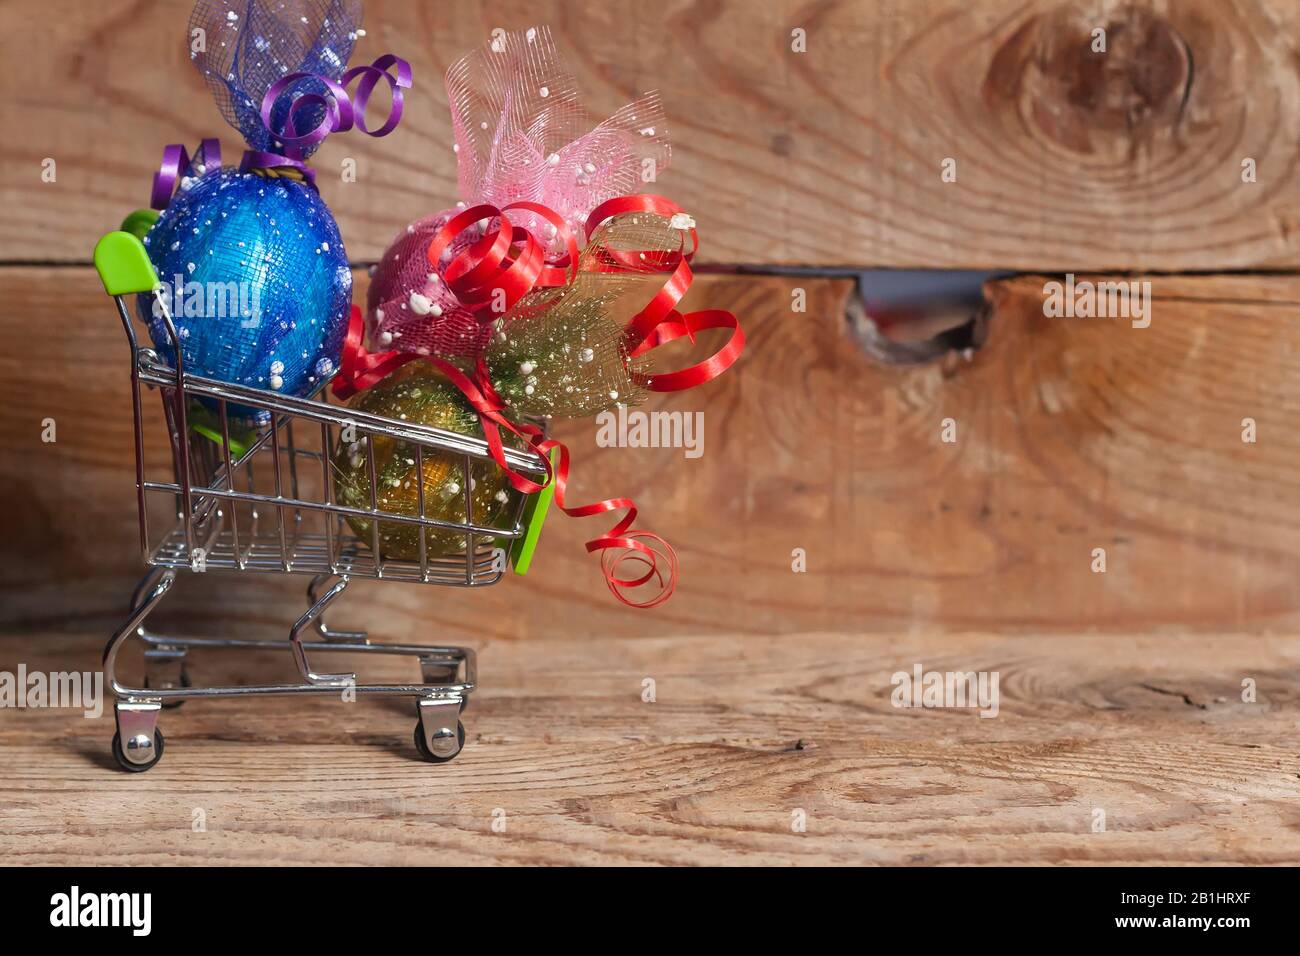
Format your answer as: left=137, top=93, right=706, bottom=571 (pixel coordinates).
left=111, top=728, right=165, bottom=773
left=144, top=669, right=190, bottom=708
left=414, top=720, right=465, bottom=763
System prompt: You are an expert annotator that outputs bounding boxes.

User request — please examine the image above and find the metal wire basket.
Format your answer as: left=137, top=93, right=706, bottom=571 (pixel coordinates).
left=92, top=228, right=549, bottom=771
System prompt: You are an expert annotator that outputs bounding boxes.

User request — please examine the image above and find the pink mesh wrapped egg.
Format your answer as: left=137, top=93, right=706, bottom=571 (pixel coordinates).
left=366, top=212, right=491, bottom=359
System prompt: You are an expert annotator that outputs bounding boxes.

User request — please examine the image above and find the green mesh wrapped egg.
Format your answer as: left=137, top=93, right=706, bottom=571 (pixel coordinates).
left=334, top=365, right=513, bottom=560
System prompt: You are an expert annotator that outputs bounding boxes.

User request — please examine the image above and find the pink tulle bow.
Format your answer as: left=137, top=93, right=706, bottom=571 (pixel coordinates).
left=368, top=25, right=671, bottom=357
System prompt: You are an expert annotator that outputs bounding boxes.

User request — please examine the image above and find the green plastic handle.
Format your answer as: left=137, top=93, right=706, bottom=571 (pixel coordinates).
left=186, top=401, right=255, bottom=459
left=120, top=208, right=160, bottom=241
left=94, top=231, right=159, bottom=297
left=510, top=447, right=559, bottom=575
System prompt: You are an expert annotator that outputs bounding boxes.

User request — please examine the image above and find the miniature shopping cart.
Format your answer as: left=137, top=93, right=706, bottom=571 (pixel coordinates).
left=92, top=225, right=551, bottom=772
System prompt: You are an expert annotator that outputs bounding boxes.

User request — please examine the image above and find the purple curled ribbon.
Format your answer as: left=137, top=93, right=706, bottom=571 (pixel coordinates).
left=262, top=53, right=412, bottom=156
left=150, top=139, right=221, bottom=211
left=151, top=54, right=412, bottom=210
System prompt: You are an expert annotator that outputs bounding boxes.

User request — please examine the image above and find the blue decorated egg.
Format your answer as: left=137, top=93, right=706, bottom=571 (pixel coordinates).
left=138, top=168, right=351, bottom=420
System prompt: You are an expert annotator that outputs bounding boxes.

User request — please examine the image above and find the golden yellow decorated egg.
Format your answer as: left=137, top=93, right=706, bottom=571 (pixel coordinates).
left=334, top=365, right=513, bottom=560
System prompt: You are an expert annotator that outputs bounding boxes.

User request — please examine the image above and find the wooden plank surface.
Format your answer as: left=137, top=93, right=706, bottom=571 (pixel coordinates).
left=5, top=0, right=1298, bottom=870
left=3, top=270, right=1299, bottom=636
left=1, top=627, right=1296, bottom=865
left=4, top=0, right=1300, bottom=268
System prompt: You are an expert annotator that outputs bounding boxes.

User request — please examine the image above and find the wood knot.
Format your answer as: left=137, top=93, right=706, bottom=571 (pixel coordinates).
left=983, top=4, right=1192, bottom=158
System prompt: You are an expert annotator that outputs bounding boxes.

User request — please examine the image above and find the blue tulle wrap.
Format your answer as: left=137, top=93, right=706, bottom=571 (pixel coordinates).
left=192, top=0, right=363, bottom=159
left=134, top=1, right=368, bottom=420
left=138, top=169, right=351, bottom=416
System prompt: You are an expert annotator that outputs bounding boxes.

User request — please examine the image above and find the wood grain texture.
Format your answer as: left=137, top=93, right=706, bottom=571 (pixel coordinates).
left=4, top=0, right=1300, bottom=268
left=0, top=627, right=1297, bottom=865
left=2, top=269, right=1298, bottom=636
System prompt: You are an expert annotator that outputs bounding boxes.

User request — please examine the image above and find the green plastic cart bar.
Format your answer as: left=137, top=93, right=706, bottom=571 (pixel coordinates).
left=510, top=447, right=558, bottom=574
left=120, top=208, right=160, bottom=242
left=94, top=228, right=159, bottom=297
left=188, top=412, right=254, bottom=460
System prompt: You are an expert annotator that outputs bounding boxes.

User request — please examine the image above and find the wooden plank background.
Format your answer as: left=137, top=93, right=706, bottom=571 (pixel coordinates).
left=3, top=0, right=1300, bottom=268
left=3, top=270, right=1298, bottom=636
left=1, top=0, right=1298, bottom=866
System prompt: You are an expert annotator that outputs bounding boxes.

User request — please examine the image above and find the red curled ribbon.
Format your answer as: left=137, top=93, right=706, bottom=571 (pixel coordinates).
left=334, top=194, right=745, bottom=607
left=335, top=306, right=680, bottom=608
left=583, top=197, right=745, bottom=393
left=151, top=55, right=411, bottom=210
left=425, top=202, right=580, bottom=317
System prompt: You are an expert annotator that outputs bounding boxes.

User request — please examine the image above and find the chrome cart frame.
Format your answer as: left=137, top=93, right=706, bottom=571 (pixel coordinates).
left=93, top=230, right=547, bottom=771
